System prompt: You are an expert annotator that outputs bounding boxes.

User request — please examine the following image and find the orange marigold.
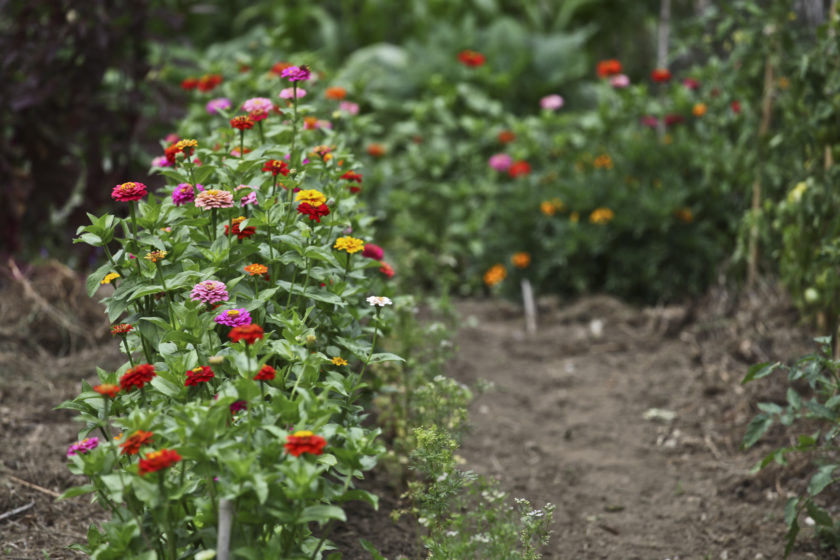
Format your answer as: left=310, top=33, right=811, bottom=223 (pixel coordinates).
left=244, top=263, right=268, bottom=276
left=483, top=264, right=506, bottom=287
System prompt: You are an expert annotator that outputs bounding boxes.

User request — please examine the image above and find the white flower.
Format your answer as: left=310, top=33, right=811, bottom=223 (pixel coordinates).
left=366, top=296, right=393, bottom=307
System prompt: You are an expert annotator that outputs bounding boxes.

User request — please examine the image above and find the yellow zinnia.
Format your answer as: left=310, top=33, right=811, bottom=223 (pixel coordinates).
left=295, top=189, right=326, bottom=206
left=333, top=236, right=364, bottom=254
left=589, top=208, right=614, bottom=224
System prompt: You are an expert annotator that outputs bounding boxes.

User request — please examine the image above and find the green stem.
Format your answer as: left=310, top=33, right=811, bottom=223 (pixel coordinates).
left=122, top=336, right=135, bottom=367
left=161, top=476, right=177, bottom=560
left=211, top=208, right=218, bottom=241
left=258, top=120, right=265, bottom=144
left=228, top=213, right=234, bottom=266
left=140, top=336, right=154, bottom=364
left=286, top=268, right=298, bottom=307
left=156, top=265, right=177, bottom=329
left=344, top=252, right=351, bottom=280
left=350, top=309, right=380, bottom=399
left=291, top=83, right=298, bottom=166
left=272, top=175, right=278, bottom=199
left=239, top=129, right=244, bottom=159
left=128, top=203, right=142, bottom=275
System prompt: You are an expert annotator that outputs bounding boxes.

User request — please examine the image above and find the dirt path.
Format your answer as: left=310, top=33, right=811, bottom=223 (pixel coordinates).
left=449, top=297, right=825, bottom=560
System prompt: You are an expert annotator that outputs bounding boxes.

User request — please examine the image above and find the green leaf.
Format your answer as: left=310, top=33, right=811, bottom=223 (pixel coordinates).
left=808, top=464, right=837, bottom=495
left=58, top=484, right=96, bottom=500
left=741, top=414, right=773, bottom=449
left=742, top=361, right=781, bottom=384
left=359, top=539, right=386, bottom=560
left=151, top=375, right=182, bottom=398
left=787, top=388, right=802, bottom=410
left=368, top=352, right=405, bottom=364
left=298, top=504, right=346, bottom=524
left=805, top=400, right=836, bottom=421
left=805, top=500, right=833, bottom=526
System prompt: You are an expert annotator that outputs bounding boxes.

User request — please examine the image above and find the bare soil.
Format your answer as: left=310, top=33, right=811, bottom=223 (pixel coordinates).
left=0, top=268, right=833, bottom=559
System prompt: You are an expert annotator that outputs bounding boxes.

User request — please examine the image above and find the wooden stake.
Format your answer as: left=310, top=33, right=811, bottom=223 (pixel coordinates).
left=521, top=278, right=537, bottom=334
left=217, top=498, right=234, bottom=560
left=747, top=57, right=775, bottom=288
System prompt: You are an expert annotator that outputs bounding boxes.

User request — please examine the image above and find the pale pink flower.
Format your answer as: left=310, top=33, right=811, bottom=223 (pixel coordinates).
left=488, top=153, right=512, bottom=172
left=279, top=88, right=307, bottom=99
left=339, top=101, right=359, bottom=115
left=610, top=74, right=630, bottom=88
left=195, top=189, right=234, bottom=209
left=242, top=97, right=273, bottom=112
left=540, top=94, right=564, bottom=110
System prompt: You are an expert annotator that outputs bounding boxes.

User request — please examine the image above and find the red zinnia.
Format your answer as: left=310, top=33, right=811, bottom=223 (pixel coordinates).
left=379, top=262, right=395, bottom=278
left=119, top=364, right=156, bottom=391
left=508, top=161, right=531, bottom=178
left=111, top=182, right=148, bottom=202
left=139, top=448, right=182, bottom=475
left=458, top=50, right=486, bottom=67
left=111, top=323, right=133, bottom=335
left=285, top=431, right=327, bottom=457
left=366, top=143, right=386, bottom=157
left=185, top=366, right=215, bottom=386
left=164, top=143, right=181, bottom=165
left=229, top=324, right=265, bottom=345
left=93, top=384, right=120, bottom=398
left=230, top=116, right=254, bottom=130
left=197, top=74, right=223, bottom=92
left=254, top=365, right=276, bottom=381
left=262, top=159, right=290, bottom=176
left=664, top=114, right=684, bottom=126
left=596, top=59, right=622, bottom=78
left=497, top=130, right=515, bottom=144
left=297, top=203, right=331, bottom=223
left=181, top=77, right=198, bottom=90
left=731, top=100, right=741, bottom=114
left=341, top=170, right=362, bottom=183
left=651, top=68, right=672, bottom=83
left=224, top=222, right=257, bottom=239
left=270, top=62, right=293, bottom=76
left=120, top=430, right=154, bottom=455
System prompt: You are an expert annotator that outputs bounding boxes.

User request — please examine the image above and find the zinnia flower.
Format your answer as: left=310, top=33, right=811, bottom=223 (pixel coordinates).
left=195, top=189, right=234, bottom=209
left=181, top=77, right=198, bottom=90
left=228, top=324, right=264, bottom=345
left=731, top=100, right=741, bottom=114
left=190, top=280, right=229, bottom=304
left=119, top=363, right=156, bottom=391
left=379, top=262, right=395, bottom=278
left=240, top=192, right=258, bottom=206
left=206, top=97, right=231, bottom=114
left=111, top=182, right=147, bottom=202
left=101, top=272, right=120, bottom=284
left=242, top=97, right=273, bottom=113
left=93, top=384, right=120, bottom=398
left=366, top=296, right=393, bottom=307
left=244, top=263, right=268, bottom=276
left=197, top=74, right=223, bottom=92
left=139, top=449, right=182, bottom=475
left=225, top=217, right=256, bottom=239
left=294, top=189, right=326, bottom=206
left=331, top=357, right=348, bottom=366
left=270, top=62, right=293, bottom=76
left=540, top=95, right=564, bottom=110
left=254, top=365, right=276, bottom=381
left=640, top=115, right=659, bottom=128
left=172, top=183, right=196, bottom=206
left=281, top=65, right=311, bottom=82
left=541, top=201, right=556, bottom=216
left=279, top=87, right=307, bottom=99
left=610, top=74, right=630, bottom=88
left=339, top=101, right=359, bottom=115
left=298, top=203, right=330, bottom=222
left=341, top=170, right=362, bottom=183
left=508, top=161, right=531, bottom=178
left=593, top=154, right=613, bottom=170
left=458, top=50, right=486, bottom=67
left=185, top=366, right=215, bottom=386
left=229, top=400, right=248, bottom=413
left=110, top=323, right=133, bottom=335
left=489, top=153, right=512, bottom=172
left=589, top=207, right=615, bottom=224
left=151, top=156, right=170, bottom=168
left=262, top=159, right=290, bottom=176
left=214, top=308, right=252, bottom=327
left=362, top=243, right=384, bottom=261
left=651, top=68, right=672, bottom=83
left=325, top=86, right=347, bottom=100
left=692, top=102, right=707, bottom=117
left=67, top=437, right=99, bottom=457
left=230, top=115, right=254, bottom=130
left=683, top=78, right=700, bottom=90
left=285, top=431, right=327, bottom=456
left=483, top=264, right=506, bottom=287
left=511, top=252, right=531, bottom=269
left=497, top=130, right=515, bottom=143
left=120, top=431, right=153, bottom=455
left=334, top=236, right=364, bottom=254
left=144, top=250, right=167, bottom=263
left=596, top=59, right=622, bottom=78
left=366, top=143, right=386, bottom=157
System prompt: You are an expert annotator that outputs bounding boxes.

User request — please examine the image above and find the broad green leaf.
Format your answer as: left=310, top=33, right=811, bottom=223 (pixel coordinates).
left=808, top=464, right=837, bottom=495
left=741, top=414, right=773, bottom=449
left=742, top=361, right=781, bottom=384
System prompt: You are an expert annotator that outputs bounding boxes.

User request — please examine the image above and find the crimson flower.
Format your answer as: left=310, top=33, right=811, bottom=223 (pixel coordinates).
left=229, top=324, right=264, bottom=345
left=185, top=366, right=215, bottom=386
left=285, top=431, right=327, bottom=456
left=596, top=59, right=622, bottom=78
left=262, top=159, right=290, bottom=176
left=120, top=430, right=153, bottom=455
left=508, top=161, right=531, bottom=178
left=139, top=449, right=182, bottom=475
left=224, top=222, right=257, bottom=239
left=297, top=202, right=330, bottom=223
left=341, top=170, right=362, bottom=183
left=458, top=50, right=486, bottom=67
left=119, top=364, right=156, bottom=391
left=254, top=365, right=276, bottom=381
left=651, top=68, right=672, bottom=83
left=181, top=77, right=198, bottom=90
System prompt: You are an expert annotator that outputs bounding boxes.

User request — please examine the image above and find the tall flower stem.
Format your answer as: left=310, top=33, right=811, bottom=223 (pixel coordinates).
left=160, top=476, right=178, bottom=560
left=211, top=208, right=218, bottom=241
left=228, top=213, right=234, bottom=266
left=290, top=83, right=299, bottom=165
left=156, top=265, right=177, bottom=330
left=128, top=202, right=142, bottom=274
left=239, top=129, right=245, bottom=159
left=122, top=336, right=135, bottom=367
left=351, top=308, right=381, bottom=398
left=258, top=120, right=265, bottom=144
left=344, top=253, right=351, bottom=280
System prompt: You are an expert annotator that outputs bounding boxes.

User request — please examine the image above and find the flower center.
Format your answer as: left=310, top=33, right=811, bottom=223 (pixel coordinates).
left=227, top=310, right=240, bottom=316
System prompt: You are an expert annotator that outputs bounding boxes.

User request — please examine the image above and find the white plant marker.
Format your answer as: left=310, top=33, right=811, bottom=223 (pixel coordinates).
left=521, top=278, right=537, bottom=334
left=217, top=498, right=234, bottom=560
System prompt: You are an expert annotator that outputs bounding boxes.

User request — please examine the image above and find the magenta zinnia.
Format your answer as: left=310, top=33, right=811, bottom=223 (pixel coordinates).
left=280, top=65, right=311, bottom=82
left=111, top=182, right=148, bottom=202
left=214, top=308, right=252, bottom=327
left=172, top=183, right=196, bottom=206
left=67, top=437, right=99, bottom=457
left=190, top=280, right=229, bottom=304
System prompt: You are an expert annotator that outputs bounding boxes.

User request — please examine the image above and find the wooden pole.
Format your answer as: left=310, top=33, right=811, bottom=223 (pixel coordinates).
left=746, top=57, right=775, bottom=288
left=217, top=499, right=234, bottom=560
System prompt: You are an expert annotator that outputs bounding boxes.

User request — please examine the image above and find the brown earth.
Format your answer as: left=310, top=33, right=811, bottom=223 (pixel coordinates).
left=0, top=266, right=834, bottom=559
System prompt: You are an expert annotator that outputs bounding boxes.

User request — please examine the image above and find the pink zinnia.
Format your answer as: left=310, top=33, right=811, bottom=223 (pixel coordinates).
left=242, top=97, right=273, bottom=112
left=214, top=308, right=252, bottom=327
left=610, top=74, right=630, bottom=88
left=280, top=66, right=311, bottom=82
left=489, top=153, right=512, bottom=172
left=67, top=437, right=99, bottom=457
left=640, top=116, right=659, bottom=128
left=240, top=192, right=258, bottom=206
left=339, top=101, right=359, bottom=115
left=362, top=243, right=384, bottom=261
left=190, top=280, right=229, bottom=304
left=279, top=88, right=307, bottom=99
left=152, top=156, right=170, bottom=168
left=230, top=400, right=248, bottom=413
left=195, top=189, right=234, bottom=209
left=682, top=78, right=700, bottom=90
left=206, top=98, right=232, bottom=114
left=540, top=94, right=564, bottom=110
left=111, top=182, right=148, bottom=202
left=172, top=183, right=195, bottom=206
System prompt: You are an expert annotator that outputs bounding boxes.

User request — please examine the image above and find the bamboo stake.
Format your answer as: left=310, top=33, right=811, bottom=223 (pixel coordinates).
left=521, top=278, right=537, bottom=334
left=217, top=499, right=234, bottom=560
left=746, top=57, right=775, bottom=288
